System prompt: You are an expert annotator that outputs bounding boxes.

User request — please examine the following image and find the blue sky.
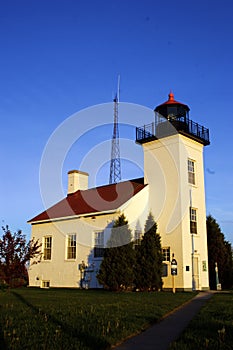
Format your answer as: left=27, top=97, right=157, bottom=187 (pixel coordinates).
left=1, top=0, right=233, bottom=244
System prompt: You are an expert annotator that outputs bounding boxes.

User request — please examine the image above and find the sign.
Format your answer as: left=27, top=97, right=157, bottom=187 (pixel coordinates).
left=171, top=258, right=177, bottom=276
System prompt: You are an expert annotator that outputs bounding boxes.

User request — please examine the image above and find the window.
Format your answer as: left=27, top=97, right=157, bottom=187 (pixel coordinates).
left=94, top=231, right=104, bottom=258
left=188, top=159, right=195, bottom=185
left=162, top=264, right=168, bottom=277
left=67, top=234, right=76, bottom=259
left=43, top=236, right=52, bottom=260
left=190, top=207, right=197, bottom=234
left=41, top=280, right=50, bottom=288
left=162, top=247, right=171, bottom=262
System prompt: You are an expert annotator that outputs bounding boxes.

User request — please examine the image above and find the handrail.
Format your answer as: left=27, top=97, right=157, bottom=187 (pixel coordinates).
left=136, top=118, right=210, bottom=145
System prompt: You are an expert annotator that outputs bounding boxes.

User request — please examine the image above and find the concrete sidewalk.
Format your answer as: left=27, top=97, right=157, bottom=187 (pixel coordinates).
left=114, top=291, right=213, bottom=350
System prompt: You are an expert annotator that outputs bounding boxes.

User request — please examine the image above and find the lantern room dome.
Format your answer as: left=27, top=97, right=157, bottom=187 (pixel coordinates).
left=155, top=92, right=190, bottom=119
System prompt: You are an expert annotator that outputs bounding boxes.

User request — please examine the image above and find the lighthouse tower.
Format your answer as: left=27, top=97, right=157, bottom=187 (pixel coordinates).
left=136, top=93, right=210, bottom=291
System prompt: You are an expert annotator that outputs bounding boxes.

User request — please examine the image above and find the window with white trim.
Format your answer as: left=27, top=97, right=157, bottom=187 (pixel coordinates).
left=162, top=247, right=171, bottom=262
left=67, top=234, right=77, bottom=259
left=188, top=159, right=195, bottom=185
left=94, top=231, right=104, bottom=258
left=41, top=280, right=50, bottom=288
left=43, top=236, right=52, bottom=260
left=190, top=207, right=197, bottom=234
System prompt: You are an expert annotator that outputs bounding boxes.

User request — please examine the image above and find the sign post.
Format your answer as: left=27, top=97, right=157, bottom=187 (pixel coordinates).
left=171, top=256, right=177, bottom=293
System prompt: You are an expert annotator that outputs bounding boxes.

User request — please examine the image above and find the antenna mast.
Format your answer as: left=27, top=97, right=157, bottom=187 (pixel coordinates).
left=109, top=75, right=121, bottom=184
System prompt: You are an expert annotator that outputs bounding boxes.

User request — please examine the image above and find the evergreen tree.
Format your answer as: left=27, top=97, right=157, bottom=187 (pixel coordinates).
left=97, top=214, right=136, bottom=291
left=222, top=240, right=233, bottom=289
left=135, top=213, right=163, bottom=291
left=207, top=215, right=233, bottom=289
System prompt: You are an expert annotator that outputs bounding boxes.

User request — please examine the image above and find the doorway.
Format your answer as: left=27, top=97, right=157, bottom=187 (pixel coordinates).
left=193, top=257, right=200, bottom=290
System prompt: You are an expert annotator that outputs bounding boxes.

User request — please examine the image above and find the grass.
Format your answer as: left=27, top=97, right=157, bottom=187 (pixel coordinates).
left=0, top=288, right=195, bottom=350
left=169, top=292, right=233, bottom=350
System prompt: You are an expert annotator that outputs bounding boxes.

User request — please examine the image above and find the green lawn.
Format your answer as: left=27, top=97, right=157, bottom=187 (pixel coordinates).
left=0, top=288, right=195, bottom=350
left=169, top=292, right=233, bottom=350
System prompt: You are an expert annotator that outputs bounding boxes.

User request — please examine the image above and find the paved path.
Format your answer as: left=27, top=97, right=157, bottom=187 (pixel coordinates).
left=114, top=291, right=213, bottom=350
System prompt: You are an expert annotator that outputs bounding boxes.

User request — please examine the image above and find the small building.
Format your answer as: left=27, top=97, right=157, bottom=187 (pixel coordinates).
left=28, top=93, right=210, bottom=291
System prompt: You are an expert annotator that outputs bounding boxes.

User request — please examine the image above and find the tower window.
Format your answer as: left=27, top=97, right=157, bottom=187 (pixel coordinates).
left=43, top=236, right=52, bottom=260
left=190, top=208, right=197, bottom=234
left=188, top=159, right=195, bottom=185
left=67, top=234, right=76, bottom=259
left=94, top=231, right=104, bottom=258
left=162, top=247, right=171, bottom=262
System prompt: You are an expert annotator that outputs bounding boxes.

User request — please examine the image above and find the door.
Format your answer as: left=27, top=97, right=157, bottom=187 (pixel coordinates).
left=193, top=257, right=200, bottom=290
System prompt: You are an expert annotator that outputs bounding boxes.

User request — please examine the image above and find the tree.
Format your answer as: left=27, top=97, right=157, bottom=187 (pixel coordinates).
left=97, top=214, right=136, bottom=291
left=0, top=226, right=41, bottom=287
left=134, top=213, right=163, bottom=291
left=207, top=215, right=233, bottom=289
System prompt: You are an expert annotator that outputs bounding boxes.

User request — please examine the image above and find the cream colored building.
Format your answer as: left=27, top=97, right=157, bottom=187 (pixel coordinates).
left=28, top=175, right=149, bottom=289
left=29, top=93, right=210, bottom=291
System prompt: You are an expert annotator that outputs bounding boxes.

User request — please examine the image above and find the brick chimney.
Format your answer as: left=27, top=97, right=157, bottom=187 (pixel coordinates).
left=67, top=170, right=89, bottom=194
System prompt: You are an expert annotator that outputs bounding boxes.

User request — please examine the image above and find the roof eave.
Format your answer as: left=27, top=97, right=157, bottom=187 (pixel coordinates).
left=28, top=209, right=118, bottom=225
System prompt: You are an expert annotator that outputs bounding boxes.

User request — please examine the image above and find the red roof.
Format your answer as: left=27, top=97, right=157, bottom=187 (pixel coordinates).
left=155, top=92, right=189, bottom=110
left=29, top=178, right=146, bottom=223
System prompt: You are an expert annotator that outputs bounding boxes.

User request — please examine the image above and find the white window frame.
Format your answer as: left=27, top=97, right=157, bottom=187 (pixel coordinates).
left=94, top=231, right=104, bottom=258
left=67, top=234, right=77, bottom=259
left=43, top=236, right=52, bottom=260
left=41, top=280, right=50, bottom=288
left=162, top=247, right=171, bottom=262
left=188, top=159, right=196, bottom=185
left=190, top=207, right=197, bottom=234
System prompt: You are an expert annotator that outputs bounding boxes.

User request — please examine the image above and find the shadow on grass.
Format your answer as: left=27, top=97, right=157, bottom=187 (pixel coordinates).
left=0, top=326, right=7, bottom=350
left=0, top=297, right=8, bottom=349
left=11, top=291, right=110, bottom=350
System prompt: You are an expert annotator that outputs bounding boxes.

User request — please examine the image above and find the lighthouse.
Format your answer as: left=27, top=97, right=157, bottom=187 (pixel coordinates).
left=136, top=92, right=210, bottom=291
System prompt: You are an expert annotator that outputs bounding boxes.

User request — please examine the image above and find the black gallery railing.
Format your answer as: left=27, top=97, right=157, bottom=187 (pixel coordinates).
left=136, top=117, right=210, bottom=145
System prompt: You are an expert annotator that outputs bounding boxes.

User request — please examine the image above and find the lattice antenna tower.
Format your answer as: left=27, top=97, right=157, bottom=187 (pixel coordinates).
left=109, top=75, right=121, bottom=184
